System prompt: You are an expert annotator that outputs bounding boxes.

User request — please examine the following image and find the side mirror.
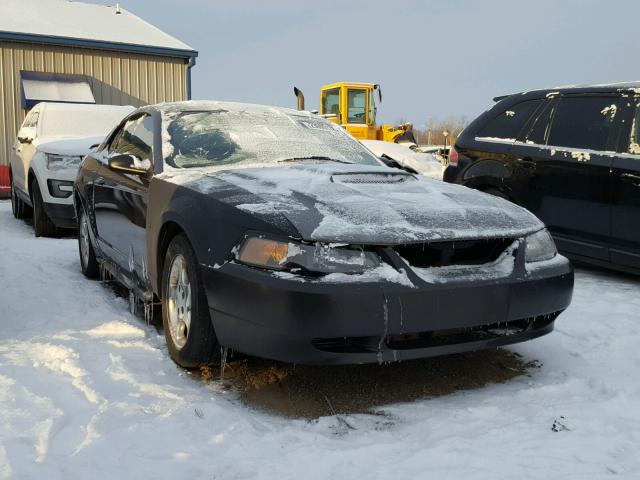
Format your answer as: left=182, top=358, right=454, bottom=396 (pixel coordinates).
left=108, top=154, right=150, bottom=175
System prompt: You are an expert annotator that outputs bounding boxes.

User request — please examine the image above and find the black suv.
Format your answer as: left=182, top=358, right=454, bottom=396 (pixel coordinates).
left=444, top=82, right=640, bottom=275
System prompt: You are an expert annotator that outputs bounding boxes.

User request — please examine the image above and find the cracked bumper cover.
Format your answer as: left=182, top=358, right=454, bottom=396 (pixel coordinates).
left=201, top=247, right=574, bottom=365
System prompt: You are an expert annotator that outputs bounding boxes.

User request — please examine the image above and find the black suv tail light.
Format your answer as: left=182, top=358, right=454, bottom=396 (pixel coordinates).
left=448, top=147, right=459, bottom=166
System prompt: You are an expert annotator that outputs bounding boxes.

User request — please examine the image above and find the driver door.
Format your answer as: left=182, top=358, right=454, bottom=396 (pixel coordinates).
left=93, top=114, right=154, bottom=284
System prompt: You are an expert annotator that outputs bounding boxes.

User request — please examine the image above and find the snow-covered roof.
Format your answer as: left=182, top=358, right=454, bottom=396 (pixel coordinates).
left=497, top=81, right=640, bottom=101
left=0, top=0, right=196, bottom=59
left=152, top=100, right=314, bottom=116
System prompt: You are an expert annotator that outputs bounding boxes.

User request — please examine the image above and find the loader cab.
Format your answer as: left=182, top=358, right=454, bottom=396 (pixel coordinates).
left=320, top=82, right=380, bottom=140
left=294, top=81, right=415, bottom=144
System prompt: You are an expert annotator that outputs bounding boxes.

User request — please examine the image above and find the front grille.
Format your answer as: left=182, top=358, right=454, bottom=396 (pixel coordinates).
left=394, top=238, right=513, bottom=268
left=312, top=312, right=560, bottom=354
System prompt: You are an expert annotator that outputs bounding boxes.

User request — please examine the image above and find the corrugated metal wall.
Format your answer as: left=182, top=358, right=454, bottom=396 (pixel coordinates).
left=0, top=40, right=188, bottom=189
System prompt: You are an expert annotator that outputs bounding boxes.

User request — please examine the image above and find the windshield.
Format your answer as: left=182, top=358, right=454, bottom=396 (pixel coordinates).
left=39, top=107, right=131, bottom=138
left=164, top=109, right=382, bottom=169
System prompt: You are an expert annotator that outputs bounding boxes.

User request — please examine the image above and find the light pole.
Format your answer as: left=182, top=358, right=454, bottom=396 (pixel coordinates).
left=442, top=130, right=449, bottom=153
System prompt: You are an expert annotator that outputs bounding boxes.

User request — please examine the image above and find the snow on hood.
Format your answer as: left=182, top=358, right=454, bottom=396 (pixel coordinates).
left=360, top=140, right=443, bottom=180
left=35, top=136, right=105, bottom=156
left=159, top=163, right=543, bottom=244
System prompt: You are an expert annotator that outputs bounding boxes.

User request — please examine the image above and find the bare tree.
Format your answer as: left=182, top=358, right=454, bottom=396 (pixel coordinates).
left=413, top=116, right=469, bottom=147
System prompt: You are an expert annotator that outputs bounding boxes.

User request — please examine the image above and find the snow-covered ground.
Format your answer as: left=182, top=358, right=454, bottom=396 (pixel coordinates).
left=0, top=199, right=639, bottom=479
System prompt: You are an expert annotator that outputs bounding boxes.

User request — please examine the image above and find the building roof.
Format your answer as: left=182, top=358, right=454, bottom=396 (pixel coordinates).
left=0, top=0, right=197, bottom=59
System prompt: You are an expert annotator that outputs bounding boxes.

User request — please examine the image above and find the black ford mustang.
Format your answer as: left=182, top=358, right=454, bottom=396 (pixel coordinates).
left=74, top=101, right=573, bottom=367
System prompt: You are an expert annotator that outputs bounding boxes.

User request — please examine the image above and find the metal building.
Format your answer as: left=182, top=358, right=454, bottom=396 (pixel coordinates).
left=0, top=0, right=197, bottom=194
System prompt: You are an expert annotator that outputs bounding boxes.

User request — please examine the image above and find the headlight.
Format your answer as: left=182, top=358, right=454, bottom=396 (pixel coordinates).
left=237, top=237, right=380, bottom=274
left=525, top=229, right=557, bottom=262
left=46, top=154, right=82, bottom=170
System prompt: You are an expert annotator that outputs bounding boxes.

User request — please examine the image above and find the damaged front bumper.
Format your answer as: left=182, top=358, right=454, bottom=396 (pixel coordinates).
left=201, top=243, right=574, bottom=365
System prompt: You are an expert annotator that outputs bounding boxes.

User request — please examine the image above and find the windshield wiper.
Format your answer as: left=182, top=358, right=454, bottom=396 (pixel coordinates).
left=277, top=156, right=353, bottom=164
left=380, top=154, right=419, bottom=175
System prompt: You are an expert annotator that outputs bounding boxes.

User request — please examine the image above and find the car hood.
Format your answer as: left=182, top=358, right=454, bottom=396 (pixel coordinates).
left=35, top=135, right=104, bottom=156
left=360, top=140, right=443, bottom=180
left=161, top=163, right=543, bottom=244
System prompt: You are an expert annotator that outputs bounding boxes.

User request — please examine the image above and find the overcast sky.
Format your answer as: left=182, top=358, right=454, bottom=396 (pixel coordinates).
left=93, top=0, right=638, bottom=126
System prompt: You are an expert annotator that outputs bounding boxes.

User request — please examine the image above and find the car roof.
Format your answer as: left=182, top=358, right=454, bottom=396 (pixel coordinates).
left=145, top=100, right=315, bottom=118
left=495, top=81, right=640, bottom=102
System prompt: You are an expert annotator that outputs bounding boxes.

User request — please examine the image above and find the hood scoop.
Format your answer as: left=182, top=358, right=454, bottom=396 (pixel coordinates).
left=330, top=172, right=417, bottom=185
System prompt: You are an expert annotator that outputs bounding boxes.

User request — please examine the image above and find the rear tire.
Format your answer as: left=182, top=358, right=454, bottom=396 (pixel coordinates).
left=31, top=178, right=58, bottom=237
left=10, top=170, right=32, bottom=219
left=162, top=234, right=220, bottom=368
left=78, top=208, right=99, bottom=279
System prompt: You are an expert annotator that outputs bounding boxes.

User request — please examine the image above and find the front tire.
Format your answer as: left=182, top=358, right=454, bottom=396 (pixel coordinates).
left=31, top=178, right=58, bottom=237
left=162, top=234, right=220, bottom=368
left=78, top=208, right=99, bottom=279
left=10, top=170, right=32, bottom=219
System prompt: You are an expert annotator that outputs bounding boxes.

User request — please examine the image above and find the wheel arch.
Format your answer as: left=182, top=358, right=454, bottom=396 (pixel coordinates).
left=27, top=168, right=37, bottom=199
left=73, top=189, right=83, bottom=218
left=462, top=176, right=516, bottom=202
left=475, top=183, right=515, bottom=201
left=154, top=220, right=187, bottom=296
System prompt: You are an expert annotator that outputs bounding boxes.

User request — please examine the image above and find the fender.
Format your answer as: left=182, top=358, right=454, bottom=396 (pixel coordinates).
left=147, top=180, right=230, bottom=296
left=147, top=179, right=302, bottom=296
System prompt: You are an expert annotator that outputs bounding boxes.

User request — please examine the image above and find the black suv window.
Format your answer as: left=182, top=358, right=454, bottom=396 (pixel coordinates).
left=478, top=99, right=542, bottom=140
left=522, top=99, right=555, bottom=145
left=547, top=96, right=622, bottom=151
left=110, top=115, right=153, bottom=163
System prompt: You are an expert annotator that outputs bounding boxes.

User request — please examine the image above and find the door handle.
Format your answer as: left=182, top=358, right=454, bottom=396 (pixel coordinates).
left=621, top=173, right=640, bottom=187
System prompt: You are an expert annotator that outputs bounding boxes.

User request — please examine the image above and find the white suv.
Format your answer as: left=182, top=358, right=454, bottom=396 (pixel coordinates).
left=10, top=102, right=134, bottom=236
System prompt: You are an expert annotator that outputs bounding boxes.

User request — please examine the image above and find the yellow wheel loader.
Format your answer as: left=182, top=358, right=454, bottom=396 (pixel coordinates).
left=294, top=82, right=416, bottom=144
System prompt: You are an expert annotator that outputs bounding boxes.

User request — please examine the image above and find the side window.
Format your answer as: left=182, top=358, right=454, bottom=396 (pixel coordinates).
left=629, top=101, right=640, bottom=155
left=478, top=99, right=542, bottom=140
left=107, top=126, right=126, bottom=155
left=112, top=115, right=153, bottom=163
left=29, top=111, right=39, bottom=128
left=18, top=110, right=38, bottom=140
left=547, top=96, right=622, bottom=151
left=523, top=100, right=556, bottom=145
left=20, top=111, right=34, bottom=129
left=347, top=89, right=366, bottom=123
left=321, top=88, right=340, bottom=116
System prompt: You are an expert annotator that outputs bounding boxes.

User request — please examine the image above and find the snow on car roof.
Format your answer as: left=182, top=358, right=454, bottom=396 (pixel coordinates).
left=496, top=81, right=640, bottom=101
left=0, top=0, right=194, bottom=54
left=153, top=100, right=314, bottom=117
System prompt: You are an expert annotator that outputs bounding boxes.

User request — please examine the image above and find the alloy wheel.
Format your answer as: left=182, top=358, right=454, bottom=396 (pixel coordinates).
left=167, top=254, right=191, bottom=349
left=79, top=212, right=90, bottom=269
